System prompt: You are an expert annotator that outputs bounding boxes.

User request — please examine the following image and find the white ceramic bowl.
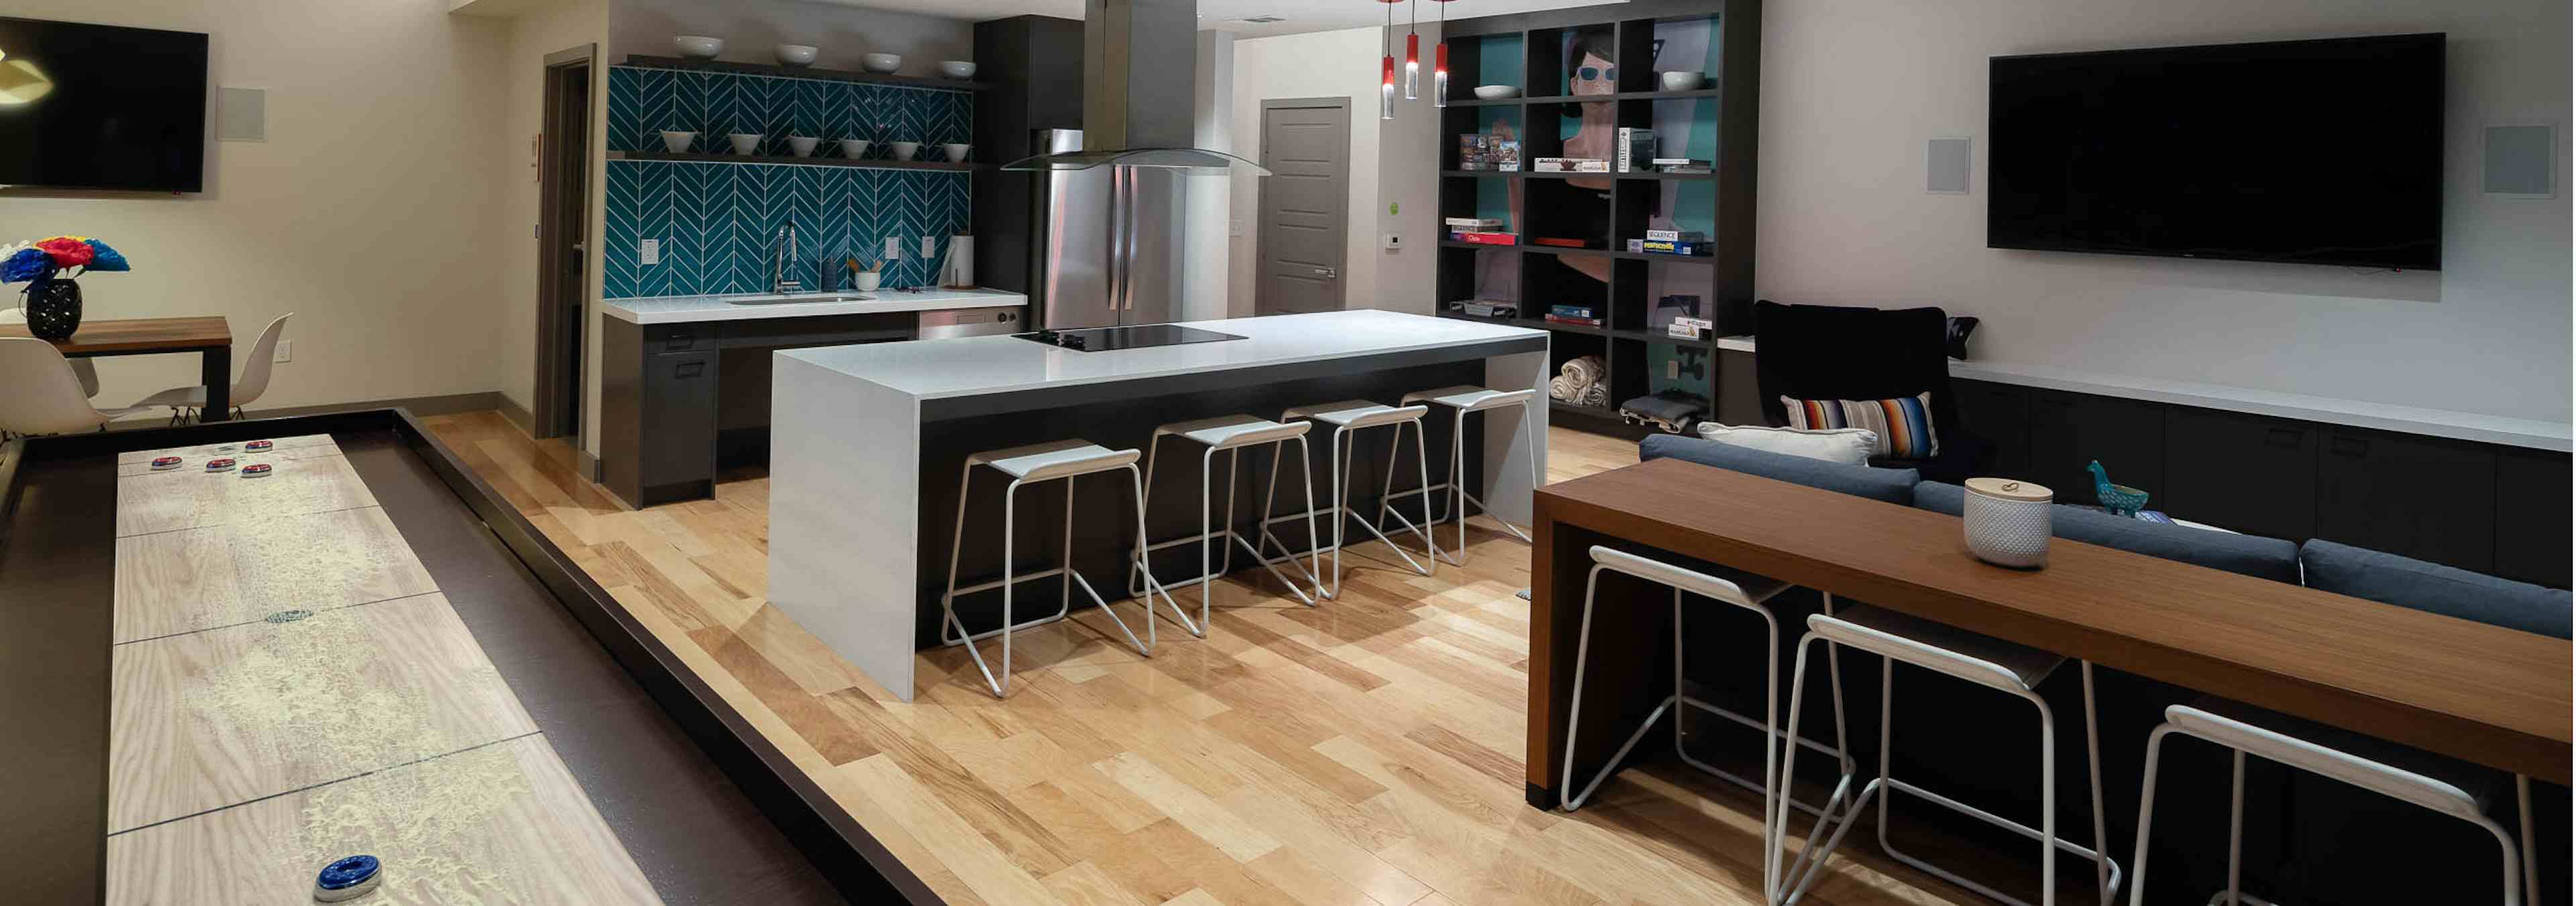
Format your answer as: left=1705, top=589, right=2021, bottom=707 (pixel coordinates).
left=1659, top=70, right=1703, bottom=91
left=788, top=136, right=820, bottom=157
left=674, top=36, right=724, bottom=60
left=943, top=142, right=971, bottom=162
left=888, top=140, right=920, bottom=161
left=1962, top=478, right=2053, bottom=568
left=1472, top=85, right=1519, bottom=100
left=658, top=130, right=697, bottom=154
left=728, top=133, right=763, bottom=155
left=775, top=44, right=818, bottom=67
left=839, top=139, right=871, bottom=158
left=862, top=53, right=902, bottom=74
left=937, top=60, right=977, bottom=79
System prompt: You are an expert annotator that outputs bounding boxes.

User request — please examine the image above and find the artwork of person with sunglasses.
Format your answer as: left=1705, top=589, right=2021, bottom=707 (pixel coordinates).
left=1556, top=32, right=1619, bottom=283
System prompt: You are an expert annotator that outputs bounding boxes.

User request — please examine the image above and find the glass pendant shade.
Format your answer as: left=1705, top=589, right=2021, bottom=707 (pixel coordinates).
left=1380, top=57, right=1396, bottom=119
left=1405, top=34, right=1421, bottom=100
left=1433, top=42, right=1449, bottom=107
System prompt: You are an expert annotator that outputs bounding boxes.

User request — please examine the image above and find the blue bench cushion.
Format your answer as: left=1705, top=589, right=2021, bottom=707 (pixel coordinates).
left=2300, top=539, right=2572, bottom=639
left=1915, top=481, right=2300, bottom=583
left=1639, top=435, right=1917, bottom=504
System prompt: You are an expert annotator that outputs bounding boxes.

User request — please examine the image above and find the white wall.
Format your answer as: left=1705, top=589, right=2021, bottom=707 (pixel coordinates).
left=1227, top=25, right=1445, bottom=318
left=1759, top=0, right=2572, bottom=421
left=610, top=0, right=970, bottom=72
left=1181, top=29, right=1235, bottom=323
left=3, top=0, right=514, bottom=413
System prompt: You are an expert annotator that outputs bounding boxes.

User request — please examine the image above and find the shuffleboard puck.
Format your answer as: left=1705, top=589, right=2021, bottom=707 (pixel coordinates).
left=314, top=854, right=381, bottom=902
left=150, top=456, right=183, bottom=470
left=205, top=458, right=237, bottom=472
left=245, top=440, right=275, bottom=452
left=241, top=463, right=273, bottom=478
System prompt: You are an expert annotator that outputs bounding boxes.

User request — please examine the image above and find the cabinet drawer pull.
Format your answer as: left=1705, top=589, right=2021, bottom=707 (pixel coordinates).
left=663, top=332, right=697, bottom=351
left=673, top=360, right=704, bottom=379
left=2328, top=436, right=2368, bottom=458
left=2265, top=427, right=2304, bottom=450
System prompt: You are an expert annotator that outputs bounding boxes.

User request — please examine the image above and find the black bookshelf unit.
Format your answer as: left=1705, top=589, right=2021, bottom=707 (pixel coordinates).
left=1435, top=0, right=1759, bottom=436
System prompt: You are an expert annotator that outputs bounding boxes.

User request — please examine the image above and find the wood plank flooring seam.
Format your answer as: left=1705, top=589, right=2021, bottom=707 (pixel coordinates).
left=106, top=729, right=547, bottom=838
left=111, top=502, right=380, bottom=540
left=109, top=589, right=446, bottom=648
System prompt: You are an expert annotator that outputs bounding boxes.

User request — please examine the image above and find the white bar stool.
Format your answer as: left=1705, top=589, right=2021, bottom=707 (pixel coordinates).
left=941, top=439, right=1177, bottom=699
left=1559, top=546, right=1858, bottom=903
left=1127, top=415, right=1326, bottom=634
left=1771, top=606, right=2123, bottom=906
left=1269, top=399, right=1438, bottom=598
left=2129, top=699, right=2526, bottom=906
left=1377, top=385, right=1540, bottom=564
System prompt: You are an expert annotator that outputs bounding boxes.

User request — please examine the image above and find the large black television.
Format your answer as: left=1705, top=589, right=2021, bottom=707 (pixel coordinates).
left=1988, top=34, right=2444, bottom=270
left=0, top=17, right=209, bottom=192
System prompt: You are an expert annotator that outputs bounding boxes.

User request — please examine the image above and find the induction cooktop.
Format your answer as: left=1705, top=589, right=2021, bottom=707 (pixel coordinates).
left=1014, top=323, right=1247, bottom=352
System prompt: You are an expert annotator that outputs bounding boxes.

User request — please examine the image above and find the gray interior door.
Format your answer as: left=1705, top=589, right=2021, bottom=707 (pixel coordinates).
left=1258, top=99, right=1350, bottom=316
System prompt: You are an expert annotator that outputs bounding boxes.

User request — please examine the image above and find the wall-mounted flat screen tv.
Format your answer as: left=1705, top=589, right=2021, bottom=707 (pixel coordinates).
left=0, top=17, right=209, bottom=192
left=1988, top=34, right=2444, bottom=270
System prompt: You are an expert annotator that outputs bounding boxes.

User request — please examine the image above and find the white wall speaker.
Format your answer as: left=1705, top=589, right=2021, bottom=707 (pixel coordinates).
left=217, top=87, right=266, bottom=142
left=1927, top=137, right=1970, bottom=195
left=2483, top=124, right=2554, bottom=199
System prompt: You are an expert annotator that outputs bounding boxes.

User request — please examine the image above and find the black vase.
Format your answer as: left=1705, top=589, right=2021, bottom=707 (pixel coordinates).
left=23, top=277, right=81, bottom=341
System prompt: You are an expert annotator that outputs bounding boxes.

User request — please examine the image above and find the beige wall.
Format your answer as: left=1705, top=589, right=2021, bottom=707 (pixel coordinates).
left=610, top=0, right=971, bottom=72
left=1759, top=0, right=2572, bottom=419
left=478, top=0, right=609, bottom=433
left=1224, top=24, right=1443, bottom=317
left=3, top=0, right=513, bottom=413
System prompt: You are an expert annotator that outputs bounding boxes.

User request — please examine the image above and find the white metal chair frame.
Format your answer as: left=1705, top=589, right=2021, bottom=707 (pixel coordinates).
left=1558, top=546, right=1858, bottom=903
left=1258, top=402, right=1439, bottom=599
left=941, top=442, right=1179, bottom=699
left=1770, top=611, right=2123, bottom=906
left=1375, top=386, right=1541, bottom=564
left=2127, top=703, right=2529, bottom=906
left=1125, top=416, right=1327, bottom=635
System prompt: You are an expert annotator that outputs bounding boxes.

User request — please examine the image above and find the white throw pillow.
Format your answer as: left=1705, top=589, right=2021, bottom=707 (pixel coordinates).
left=1695, top=423, right=1879, bottom=466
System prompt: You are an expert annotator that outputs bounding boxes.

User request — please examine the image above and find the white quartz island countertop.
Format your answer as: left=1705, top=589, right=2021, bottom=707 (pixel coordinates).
left=602, top=287, right=1028, bottom=324
left=768, top=309, right=1551, bottom=701
left=777, top=309, right=1548, bottom=401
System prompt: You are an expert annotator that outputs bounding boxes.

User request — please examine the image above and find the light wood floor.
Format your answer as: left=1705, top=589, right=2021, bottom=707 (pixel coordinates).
left=421, top=412, right=1984, bottom=906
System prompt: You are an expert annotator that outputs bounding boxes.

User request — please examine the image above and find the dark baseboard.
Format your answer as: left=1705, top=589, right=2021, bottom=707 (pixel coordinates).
left=576, top=446, right=603, bottom=483
left=104, top=391, right=510, bottom=433
left=496, top=394, right=535, bottom=434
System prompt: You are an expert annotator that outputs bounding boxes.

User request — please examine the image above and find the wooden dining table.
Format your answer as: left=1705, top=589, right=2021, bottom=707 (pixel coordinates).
left=0, top=317, right=233, bottom=421
left=1527, top=456, right=2574, bottom=811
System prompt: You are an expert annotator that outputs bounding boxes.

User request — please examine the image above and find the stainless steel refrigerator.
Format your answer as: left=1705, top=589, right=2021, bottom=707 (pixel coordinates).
left=1032, top=128, right=1187, bottom=330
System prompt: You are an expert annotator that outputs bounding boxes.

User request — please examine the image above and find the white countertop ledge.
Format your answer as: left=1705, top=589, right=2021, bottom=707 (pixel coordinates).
left=779, top=310, right=1548, bottom=400
left=1945, top=359, right=2571, bottom=452
left=602, top=287, right=1027, bottom=323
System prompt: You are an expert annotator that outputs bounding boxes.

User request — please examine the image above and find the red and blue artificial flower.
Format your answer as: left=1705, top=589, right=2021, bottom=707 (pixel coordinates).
left=1, top=236, right=131, bottom=283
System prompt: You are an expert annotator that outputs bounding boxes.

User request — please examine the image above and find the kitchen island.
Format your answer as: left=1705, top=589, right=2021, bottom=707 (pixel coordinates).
left=768, top=310, right=1550, bottom=699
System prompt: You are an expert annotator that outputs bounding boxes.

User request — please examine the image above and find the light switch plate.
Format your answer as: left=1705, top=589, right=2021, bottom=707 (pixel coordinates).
left=274, top=340, right=292, bottom=364
left=640, top=238, right=661, bottom=266
left=920, top=236, right=936, bottom=258
left=1230, top=219, right=1246, bottom=238
left=885, top=237, right=903, bottom=258
left=1383, top=232, right=1403, bottom=250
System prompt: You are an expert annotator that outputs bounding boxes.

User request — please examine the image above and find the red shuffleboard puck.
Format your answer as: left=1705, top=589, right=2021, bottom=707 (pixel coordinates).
left=206, top=458, right=237, bottom=472
left=151, top=456, right=183, bottom=470
left=245, top=440, right=275, bottom=452
left=241, top=463, right=273, bottom=478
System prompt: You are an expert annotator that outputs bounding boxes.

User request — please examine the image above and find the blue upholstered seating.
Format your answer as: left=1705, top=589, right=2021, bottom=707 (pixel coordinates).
left=2300, top=539, right=2572, bottom=639
left=1912, top=481, right=2301, bottom=584
left=1640, top=434, right=1919, bottom=504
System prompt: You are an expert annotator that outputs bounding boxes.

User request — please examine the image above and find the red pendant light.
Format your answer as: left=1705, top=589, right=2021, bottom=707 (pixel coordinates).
left=1431, top=0, right=1454, bottom=107
left=1379, top=0, right=1399, bottom=119
left=1403, top=0, right=1420, bottom=100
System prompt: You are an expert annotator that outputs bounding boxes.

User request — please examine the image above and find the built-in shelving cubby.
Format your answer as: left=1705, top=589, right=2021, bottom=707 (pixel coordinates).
left=1433, top=0, right=1760, bottom=438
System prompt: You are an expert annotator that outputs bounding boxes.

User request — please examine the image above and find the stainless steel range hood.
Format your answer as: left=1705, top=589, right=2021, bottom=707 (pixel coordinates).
left=1001, top=0, right=1269, bottom=175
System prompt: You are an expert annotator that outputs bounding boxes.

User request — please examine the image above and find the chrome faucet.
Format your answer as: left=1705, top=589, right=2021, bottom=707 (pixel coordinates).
left=770, top=220, right=803, bottom=293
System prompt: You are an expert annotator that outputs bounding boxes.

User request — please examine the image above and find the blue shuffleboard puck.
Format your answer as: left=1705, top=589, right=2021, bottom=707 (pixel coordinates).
left=314, top=854, right=382, bottom=902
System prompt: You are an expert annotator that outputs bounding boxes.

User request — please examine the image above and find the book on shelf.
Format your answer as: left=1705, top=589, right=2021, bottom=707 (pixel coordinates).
left=1532, top=236, right=1593, bottom=248
left=1450, top=300, right=1521, bottom=319
left=1659, top=164, right=1713, bottom=174
left=1548, top=304, right=1598, bottom=319
left=1533, top=157, right=1610, bottom=172
left=1650, top=157, right=1709, bottom=166
left=1444, top=217, right=1504, bottom=229
left=1644, top=229, right=1708, bottom=242
left=1452, top=231, right=1519, bottom=246
left=1615, top=128, right=1657, bottom=173
left=1626, top=238, right=1712, bottom=256
left=1493, top=139, right=1520, bottom=171
left=1543, top=313, right=1604, bottom=328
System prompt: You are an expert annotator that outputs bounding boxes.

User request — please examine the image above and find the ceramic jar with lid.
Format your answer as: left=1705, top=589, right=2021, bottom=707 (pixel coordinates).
left=1964, top=477, right=2053, bottom=568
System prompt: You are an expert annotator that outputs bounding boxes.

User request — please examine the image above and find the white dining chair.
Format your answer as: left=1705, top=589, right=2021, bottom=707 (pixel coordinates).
left=132, top=312, right=291, bottom=422
left=0, top=306, right=101, bottom=399
left=0, top=338, right=158, bottom=437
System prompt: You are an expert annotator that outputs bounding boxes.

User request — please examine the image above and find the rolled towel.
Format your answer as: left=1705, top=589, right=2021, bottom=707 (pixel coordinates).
left=1560, top=354, right=1605, bottom=387
left=1549, top=374, right=1580, bottom=401
left=1578, top=382, right=1612, bottom=409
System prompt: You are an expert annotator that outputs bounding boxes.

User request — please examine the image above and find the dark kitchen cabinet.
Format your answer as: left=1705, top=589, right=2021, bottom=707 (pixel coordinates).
left=1949, top=379, right=2033, bottom=481
left=2162, top=407, right=2318, bottom=541
left=2029, top=389, right=2165, bottom=508
left=2491, top=446, right=2572, bottom=588
left=640, top=350, right=718, bottom=501
left=2315, top=428, right=2496, bottom=574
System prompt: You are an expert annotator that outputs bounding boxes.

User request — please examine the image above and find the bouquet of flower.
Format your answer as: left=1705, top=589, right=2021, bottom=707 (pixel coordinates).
left=2, top=236, right=131, bottom=285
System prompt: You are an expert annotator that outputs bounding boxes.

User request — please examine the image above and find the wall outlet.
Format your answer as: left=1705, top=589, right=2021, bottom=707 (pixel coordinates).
left=639, top=238, right=660, bottom=266
left=1230, top=219, right=1246, bottom=238
left=274, top=340, right=292, bottom=364
left=1666, top=358, right=1678, bottom=379
left=884, top=236, right=903, bottom=259
left=920, top=236, right=936, bottom=258
left=1383, top=232, right=1403, bottom=250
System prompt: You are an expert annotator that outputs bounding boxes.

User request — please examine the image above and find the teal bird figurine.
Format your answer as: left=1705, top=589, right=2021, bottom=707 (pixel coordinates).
left=2088, top=460, right=2150, bottom=517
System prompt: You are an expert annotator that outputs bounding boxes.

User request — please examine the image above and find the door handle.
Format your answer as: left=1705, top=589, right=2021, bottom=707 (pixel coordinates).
left=1313, top=266, right=1338, bottom=279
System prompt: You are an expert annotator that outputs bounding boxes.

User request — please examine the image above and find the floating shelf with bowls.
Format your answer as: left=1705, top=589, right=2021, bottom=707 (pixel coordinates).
left=609, top=150, right=985, bottom=171
left=621, top=54, right=990, bottom=92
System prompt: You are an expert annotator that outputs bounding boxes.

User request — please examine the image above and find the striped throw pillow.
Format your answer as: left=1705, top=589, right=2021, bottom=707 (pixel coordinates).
left=1779, top=392, right=1941, bottom=458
